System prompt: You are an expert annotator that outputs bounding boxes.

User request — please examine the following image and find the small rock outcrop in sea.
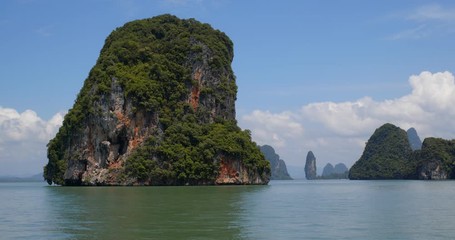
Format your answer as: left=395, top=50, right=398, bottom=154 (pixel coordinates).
left=43, top=15, right=271, bottom=186
left=305, top=151, right=317, bottom=180
left=349, top=123, right=414, bottom=180
left=260, top=145, right=292, bottom=180
left=321, top=163, right=348, bottom=179
left=407, top=127, right=422, bottom=150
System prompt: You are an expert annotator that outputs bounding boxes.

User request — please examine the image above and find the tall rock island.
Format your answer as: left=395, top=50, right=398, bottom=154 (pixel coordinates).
left=44, top=15, right=271, bottom=186
left=260, top=145, right=292, bottom=180
left=305, top=151, right=317, bottom=180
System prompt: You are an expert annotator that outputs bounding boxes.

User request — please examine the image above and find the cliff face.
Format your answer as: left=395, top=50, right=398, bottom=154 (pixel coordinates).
left=260, top=145, right=292, bottom=180
left=44, top=15, right=270, bottom=186
left=418, top=160, right=448, bottom=180
left=349, top=123, right=414, bottom=180
left=416, top=138, right=455, bottom=180
left=305, top=151, right=317, bottom=180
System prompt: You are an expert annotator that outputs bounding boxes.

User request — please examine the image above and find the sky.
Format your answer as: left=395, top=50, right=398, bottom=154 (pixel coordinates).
left=1, top=0, right=455, bottom=177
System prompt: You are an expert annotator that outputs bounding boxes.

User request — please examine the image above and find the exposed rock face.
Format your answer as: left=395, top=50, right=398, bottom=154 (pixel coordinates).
left=407, top=127, right=422, bottom=151
left=62, top=77, right=155, bottom=185
left=418, top=161, right=448, bottom=180
left=44, top=15, right=270, bottom=186
left=216, top=157, right=268, bottom=184
left=260, top=145, right=292, bottom=180
left=305, top=151, right=317, bottom=180
left=349, top=123, right=414, bottom=180
left=416, top=138, right=455, bottom=180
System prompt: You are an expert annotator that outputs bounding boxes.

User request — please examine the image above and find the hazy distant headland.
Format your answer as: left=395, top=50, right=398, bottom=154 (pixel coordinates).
left=0, top=173, right=43, bottom=183
left=260, top=145, right=292, bottom=180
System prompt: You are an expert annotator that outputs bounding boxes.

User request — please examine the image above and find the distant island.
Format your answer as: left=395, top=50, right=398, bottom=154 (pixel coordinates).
left=320, top=163, right=348, bottom=179
left=407, top=127, right=422, bottom=151
left=260, top=145, right=292, bottom=180
left=0, top=173, right=43, bottom=183
left=304, top=151, right=348, bottom=180
left=349, top=123, right=455, bottom=180
left=44, top=15, right=271, bottom=186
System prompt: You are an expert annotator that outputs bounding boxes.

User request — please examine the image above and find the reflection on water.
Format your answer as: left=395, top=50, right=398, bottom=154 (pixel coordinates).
left=46, top=185, right=268, bottom=240
left=2, top=180, right=455, bottom=239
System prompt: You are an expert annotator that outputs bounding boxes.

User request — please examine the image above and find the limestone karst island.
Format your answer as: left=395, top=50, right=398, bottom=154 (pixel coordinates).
left=44, top=15, right=271, bottom=186
left=349, top=123, right=455, bottom=180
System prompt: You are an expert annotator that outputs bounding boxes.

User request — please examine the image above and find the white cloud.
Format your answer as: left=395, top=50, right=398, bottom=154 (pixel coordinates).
left=241, top=110, right=303, bottom=148
left=408, top=4, right=455, bottom=22
left=0, top=107, right=64, bottom=176
left=302, top=97, right=381, bottom=137
left=240, top=71, right=455, bottom=172
left=303, top=71, right=455, bottom=140
left=389, top=4, right=455, bottom=40
left=388, top=24, right=430, bottom=40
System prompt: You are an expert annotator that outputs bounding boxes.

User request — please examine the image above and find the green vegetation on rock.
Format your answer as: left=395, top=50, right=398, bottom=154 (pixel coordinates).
left=349, top=124, right=455, bottom=180
left=44, top=14, right=270, bottom=185
left=415, top=138, right=455, bottom=179
left=124, top=119, right=270, bottom=185
left=349, top=123, right=415, bottom=180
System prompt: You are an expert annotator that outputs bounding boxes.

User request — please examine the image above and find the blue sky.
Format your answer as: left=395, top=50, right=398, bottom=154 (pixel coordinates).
left=1, top=0, right=455, bottom=176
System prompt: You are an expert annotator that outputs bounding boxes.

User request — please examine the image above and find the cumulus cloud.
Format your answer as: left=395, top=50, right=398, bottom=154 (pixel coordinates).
left=0, top=107, right=64, bottom=176
left=240, top=71, right=455, bottom=172
left=242, top=110, right=303, bottom=148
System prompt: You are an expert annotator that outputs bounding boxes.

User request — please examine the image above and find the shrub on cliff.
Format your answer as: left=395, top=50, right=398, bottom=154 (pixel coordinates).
left=124, top=119, right=270, bottom=185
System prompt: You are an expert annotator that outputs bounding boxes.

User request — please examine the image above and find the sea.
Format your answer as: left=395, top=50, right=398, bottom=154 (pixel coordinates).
left=1, top=180, right=455, bottom=239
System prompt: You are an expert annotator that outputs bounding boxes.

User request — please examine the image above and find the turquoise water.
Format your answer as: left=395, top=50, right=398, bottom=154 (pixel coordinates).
left=1, top=180, right=455, bottom=239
